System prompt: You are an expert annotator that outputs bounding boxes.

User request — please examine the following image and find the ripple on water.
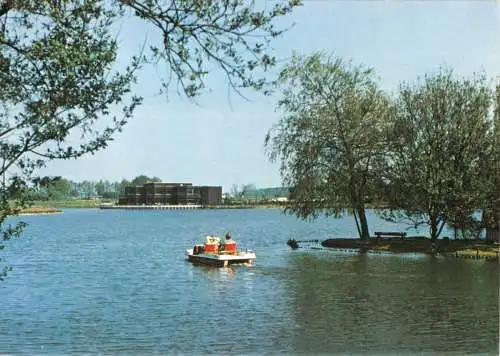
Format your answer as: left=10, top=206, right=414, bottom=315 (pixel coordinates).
left=0, top=209, right=498, bottom=355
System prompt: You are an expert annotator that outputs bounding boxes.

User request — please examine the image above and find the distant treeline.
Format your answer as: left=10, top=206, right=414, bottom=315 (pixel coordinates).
left=17, top=175, right=161, bottom=201
left=16, top=175, right=289, bottom=201
left=246, top=187, right=289, bottom=198
left=229, top=184, right=289, bottom=199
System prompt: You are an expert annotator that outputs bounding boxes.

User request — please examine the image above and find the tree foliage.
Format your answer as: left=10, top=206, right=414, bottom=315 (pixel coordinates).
left=29, top=176, right=71, bottom=200
left=123, top=0, right=301, bottom=98
left=0, top=1, right=142, bottom=278
left=265, top=53, right=391, bottom=239
left=381, top=69, right=493, bottom=241
left=266, top=56, right=498, bottom=242
left=130, top=175, right=161, bottom=185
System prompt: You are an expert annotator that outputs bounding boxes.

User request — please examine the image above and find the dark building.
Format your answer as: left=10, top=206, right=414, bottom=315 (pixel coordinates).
left=118, top=182, right=222, bottom=206
left=199, top=186, right=223, bottom=205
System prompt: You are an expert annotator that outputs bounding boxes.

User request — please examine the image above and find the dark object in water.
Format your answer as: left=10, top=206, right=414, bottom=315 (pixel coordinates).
left=287, top=239, right=299, bottom=250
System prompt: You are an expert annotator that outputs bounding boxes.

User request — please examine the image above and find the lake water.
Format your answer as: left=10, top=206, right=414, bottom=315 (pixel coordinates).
left=1, top=208, right=498, bottom=355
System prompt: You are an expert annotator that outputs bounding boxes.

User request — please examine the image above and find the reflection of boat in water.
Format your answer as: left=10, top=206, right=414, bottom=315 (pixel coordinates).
left=186, top=235, right=256, bottom=267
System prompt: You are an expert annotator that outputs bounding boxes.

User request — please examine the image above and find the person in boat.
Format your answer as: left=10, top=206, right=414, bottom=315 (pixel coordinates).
left=203, top=235, right=220, bottom=253
left=220, top=232, right=237, bottom=253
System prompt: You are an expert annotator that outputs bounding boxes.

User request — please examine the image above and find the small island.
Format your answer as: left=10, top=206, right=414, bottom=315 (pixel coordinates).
left=288, top=236, right=500, bottom=262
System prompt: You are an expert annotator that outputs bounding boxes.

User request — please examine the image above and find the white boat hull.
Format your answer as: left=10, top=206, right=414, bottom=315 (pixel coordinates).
left=186, top=248, right=256, bottom=267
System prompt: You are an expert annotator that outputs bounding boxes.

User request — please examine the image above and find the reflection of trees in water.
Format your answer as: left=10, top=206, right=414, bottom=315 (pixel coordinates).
left=415, top=258, right=500, bottom=353
left=285, top=253, right=499, bottom=354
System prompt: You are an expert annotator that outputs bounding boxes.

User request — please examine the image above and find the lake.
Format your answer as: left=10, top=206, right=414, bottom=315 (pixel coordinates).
left=1, top=208, right=498, bottom=355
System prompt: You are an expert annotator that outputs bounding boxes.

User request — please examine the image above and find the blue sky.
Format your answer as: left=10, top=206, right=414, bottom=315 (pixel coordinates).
left=41, top=1, right=500, bottom=193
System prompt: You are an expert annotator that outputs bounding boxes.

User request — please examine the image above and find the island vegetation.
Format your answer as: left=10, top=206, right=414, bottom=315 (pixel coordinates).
left=266, top=53, right=499, bottom=257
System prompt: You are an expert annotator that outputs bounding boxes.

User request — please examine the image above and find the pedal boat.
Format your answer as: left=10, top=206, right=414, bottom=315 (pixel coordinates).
left=186, top=235, right=256, bottom=267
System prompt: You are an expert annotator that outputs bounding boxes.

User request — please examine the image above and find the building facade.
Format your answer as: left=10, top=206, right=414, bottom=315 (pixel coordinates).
left=198, top=186, right=223, bottom=206
left=118, top=182, right=222, bottom=206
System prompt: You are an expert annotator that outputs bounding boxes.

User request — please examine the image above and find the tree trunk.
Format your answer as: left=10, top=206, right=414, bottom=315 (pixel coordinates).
left=429, top=213, right=439, bottom=242
left=486, top=227, right=500, bottom=242
left=357, top=207, right=370, bottom=240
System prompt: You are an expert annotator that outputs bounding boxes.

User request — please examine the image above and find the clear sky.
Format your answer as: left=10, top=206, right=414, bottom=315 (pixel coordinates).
left=40, top=0, right=500, bottom=193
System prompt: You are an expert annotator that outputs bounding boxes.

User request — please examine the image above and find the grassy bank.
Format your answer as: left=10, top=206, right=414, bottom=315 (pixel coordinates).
left=319, top=237, right=500, bottom=260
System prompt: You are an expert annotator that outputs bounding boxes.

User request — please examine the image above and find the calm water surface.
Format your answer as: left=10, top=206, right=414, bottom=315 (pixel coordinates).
left=1, top=209, right=498, bottom=355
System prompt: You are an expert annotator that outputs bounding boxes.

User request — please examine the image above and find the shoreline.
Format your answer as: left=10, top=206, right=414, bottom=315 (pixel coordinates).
left=314, top=238, right=500, bottom=261
left=24, top=200, right=287, bottom=209
left=15, top=207, right=63, bottom=215
left=99, top=204, right=286, bottom=210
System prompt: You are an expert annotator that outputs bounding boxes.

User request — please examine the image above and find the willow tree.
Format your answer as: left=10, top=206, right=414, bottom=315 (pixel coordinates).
left=265, top=53, right=391, bottom=239
left=383, top=69, right=492, bottom=242
left=0, top=0, right=300, bottom=279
